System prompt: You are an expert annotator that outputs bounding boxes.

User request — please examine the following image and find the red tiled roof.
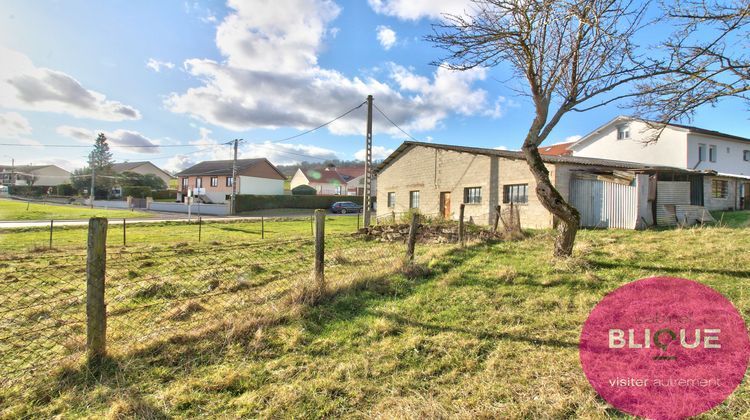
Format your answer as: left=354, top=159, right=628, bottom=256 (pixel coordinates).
left=304, top=168, right=346, bottom=185
left=539, top=142, right=574, bottom=156
left=335, top=166, right=365, bottom=179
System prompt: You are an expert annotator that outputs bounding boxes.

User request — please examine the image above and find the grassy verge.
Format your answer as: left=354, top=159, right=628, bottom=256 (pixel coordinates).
left=1, top=225, right=749, bottom=417
left=0, top=198, right=152, bottom=220
left=0, top=216, right=360, bottom=252
left=711, top=209, right=750, bottom=228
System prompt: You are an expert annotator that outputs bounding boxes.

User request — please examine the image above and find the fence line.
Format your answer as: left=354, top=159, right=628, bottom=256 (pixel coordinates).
left=0, top=211, right=449, bottom=389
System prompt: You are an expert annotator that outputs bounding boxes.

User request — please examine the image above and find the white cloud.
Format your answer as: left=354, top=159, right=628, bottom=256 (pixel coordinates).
left=494, top=145, right=508, bottom=150
left=355, top=145, right=394, bottom=161
left=56, top=126, right=161, bottom=153
left=367, top=0, right=474, bottom=20
left=163, top=154, right=195, bottom=173
left=0, top=46, right=141, bottom=121
left=166, top=0, right=499, bottom=137
left=376, top=25, right=397, bottom=50
left=241, top=141, right=339, bottom=165
left=550, top=135, right=582, bottom=145
left=0, top=112, right=32, bottom=138
left=146, top=58, right=175, bottom=72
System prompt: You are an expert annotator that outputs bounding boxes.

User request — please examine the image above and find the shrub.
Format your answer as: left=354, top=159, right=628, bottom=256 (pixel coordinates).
left=291, top=185, right=317, bottom=195
left=122, top=186, right=152, bottom=198
left=236, top=195, right=364, bottom=211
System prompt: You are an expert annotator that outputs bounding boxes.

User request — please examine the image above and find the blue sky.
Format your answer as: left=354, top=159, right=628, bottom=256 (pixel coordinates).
left=1, top=0, right=748, bottom=173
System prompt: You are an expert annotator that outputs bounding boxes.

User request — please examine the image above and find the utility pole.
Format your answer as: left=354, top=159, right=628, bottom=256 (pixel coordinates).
left=363, top=95, right=373, bottom=227
left=90, top=164, right=95, bottom=208
left=230, top=139, right=239, bottom=215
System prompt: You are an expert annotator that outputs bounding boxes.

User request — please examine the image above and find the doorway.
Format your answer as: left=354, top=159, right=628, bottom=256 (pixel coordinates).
left=440, top=192, right=451, bottom=218
left=742, top=183, right=750, bottom=210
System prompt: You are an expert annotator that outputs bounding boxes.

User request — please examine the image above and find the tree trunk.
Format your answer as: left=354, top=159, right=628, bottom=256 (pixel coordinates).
left=521, top=143, right=580, bottom=257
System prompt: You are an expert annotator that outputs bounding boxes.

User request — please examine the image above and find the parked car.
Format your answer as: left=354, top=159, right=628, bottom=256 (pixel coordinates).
left=330, top=201, right=363, bottom=214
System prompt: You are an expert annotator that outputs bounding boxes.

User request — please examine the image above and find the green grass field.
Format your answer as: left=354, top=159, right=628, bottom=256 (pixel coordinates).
left=0, top=198, right=152, bottom=221
left=712, top=209, right=750, bottom=228
left=1, top=220, right=749, bottom=418
left=0, top=216, right=360, bottom=251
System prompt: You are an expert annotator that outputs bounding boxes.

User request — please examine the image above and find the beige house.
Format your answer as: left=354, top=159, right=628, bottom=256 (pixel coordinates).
left=289, top=165, right=374, bottom=196
left=376, top=142, right=715, bottom=229
left=111, top=161, right=174, bottom=186
left=0, top=164, right=71, bottom=187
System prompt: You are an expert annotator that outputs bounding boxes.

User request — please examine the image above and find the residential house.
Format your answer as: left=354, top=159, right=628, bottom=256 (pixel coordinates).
left=562, top=116, right=750, bottom=210
left=176, top=158, right=285, bottom=203
left=376, top=141, right=715, bottom=230
left=111, top=161, right=174, bottom=187
left=290, top=165, right=376, bottom=196
left=0, top=164, right=71, bottom=187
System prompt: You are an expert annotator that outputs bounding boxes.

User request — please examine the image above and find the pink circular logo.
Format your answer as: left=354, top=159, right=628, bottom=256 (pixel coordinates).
left=580, top=277, right=750, bottom=419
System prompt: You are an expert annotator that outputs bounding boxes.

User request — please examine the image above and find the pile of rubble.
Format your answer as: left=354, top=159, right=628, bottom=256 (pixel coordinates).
left=356, top=223, right=506, bottom=243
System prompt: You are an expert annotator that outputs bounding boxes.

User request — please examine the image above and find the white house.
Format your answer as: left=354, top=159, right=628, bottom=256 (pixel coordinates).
left=566, top=117, right=750, bottom=211
left=176, top=158, right=285, bottom=204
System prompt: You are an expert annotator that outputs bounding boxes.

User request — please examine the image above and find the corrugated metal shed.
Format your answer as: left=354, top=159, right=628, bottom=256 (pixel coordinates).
left=570, top=178, right=638, bottom=229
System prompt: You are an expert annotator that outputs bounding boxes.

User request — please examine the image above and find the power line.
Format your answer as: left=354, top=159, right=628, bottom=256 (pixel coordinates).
left=262, top=100, right=367, bottom=144
left=0, top=142, right=225, bottom=149
left=373, top=103, right=421, bottom=142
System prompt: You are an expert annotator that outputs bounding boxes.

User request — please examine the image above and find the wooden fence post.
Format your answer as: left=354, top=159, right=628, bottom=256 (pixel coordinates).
left=198, top=216, right=202, bottom=242
left=310, top=213, right=314, bottom=236
left=459, top=203, right=465, bottom=247
left=493, top=205, right=501, bottom=232
left=49, top=220, right=53, bottom=249
left=261, top=216, right=265, bottom=239
left=122, top=218, right=126, bottom=246
left=406, top=212, right=419, bottom=263
left=357, top=212, right=360, bottom=230
left=314, top=209, right=325, bottom=290
left=86, top=217, right=108, bottom=363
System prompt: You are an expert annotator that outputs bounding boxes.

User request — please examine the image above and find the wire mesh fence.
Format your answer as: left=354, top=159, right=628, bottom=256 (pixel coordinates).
left=0, top=213, right=452, bottom=392
left=0, top=214, right=363, bottom=252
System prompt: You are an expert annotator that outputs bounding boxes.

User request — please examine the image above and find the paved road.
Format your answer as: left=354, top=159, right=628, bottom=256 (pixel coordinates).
left=0, top=213, right=358, bottom=229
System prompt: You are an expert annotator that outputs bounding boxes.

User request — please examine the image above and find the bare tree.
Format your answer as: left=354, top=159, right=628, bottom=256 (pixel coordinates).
left=634, top=0, right=750, bottom=122
left=428, top=0, right=676, bottom=257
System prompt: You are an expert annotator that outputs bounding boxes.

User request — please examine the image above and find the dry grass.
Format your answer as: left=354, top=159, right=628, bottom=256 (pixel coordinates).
left=1, top=225, right=749, bottom=418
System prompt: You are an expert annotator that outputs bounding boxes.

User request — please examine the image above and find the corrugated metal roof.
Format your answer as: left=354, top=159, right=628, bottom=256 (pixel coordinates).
left=375, top=141, right=698, bottom=174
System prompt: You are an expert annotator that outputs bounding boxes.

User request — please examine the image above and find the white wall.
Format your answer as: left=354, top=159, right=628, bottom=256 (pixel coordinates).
left=686, top=134, right=750, bottom=176
left=572, top=120, right=687, bottom=168
left=289, top=169, right=308, bottom=190
left=238, top=175, right=284, bottom=195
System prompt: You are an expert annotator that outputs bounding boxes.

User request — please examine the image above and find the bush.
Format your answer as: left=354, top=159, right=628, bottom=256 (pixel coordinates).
left=291, top=185, right=317, bottom=195
left=122, top=186, right=152, bottom=198
left=8, top=185, right=49, bottom=197
left=151, top=189, right=178, bottom=200
left=55, top=184, right=77, bottom=196
left=236, top=195, right=363, bottom=211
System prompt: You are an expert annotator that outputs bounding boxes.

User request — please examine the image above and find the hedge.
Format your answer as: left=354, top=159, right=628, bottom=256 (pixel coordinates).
left=291, top=185, right=317, bottom=195
left=152, top=189, right=178, bottom=200
left=236, top=195, right=363, bottom=211
left=9, top=185, right=76, bottom=197
left=122, top=186, right=152, bottom=198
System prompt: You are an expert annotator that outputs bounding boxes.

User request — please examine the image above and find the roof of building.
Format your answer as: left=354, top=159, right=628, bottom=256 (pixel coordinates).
left=539, top=142, right=575, bottom=156
left=376, top=141, right=702, bottom=174
left=302, top=168, right=347, bottom=185
left=176, top=158, right=286, bottom=179
left=335, top=166, right=365, bottom=180
left=0, top=164, right=68, bottom=173
left=111, top=161, right=174, bottom=178
left=571, top=116, right=750, bottom=149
